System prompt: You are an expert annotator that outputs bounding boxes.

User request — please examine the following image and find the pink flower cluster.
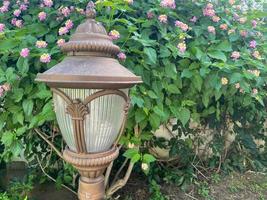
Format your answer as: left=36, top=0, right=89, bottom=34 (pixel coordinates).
left=251, top=20, right=257, bottom=28
left=252, top=88, right=258, bottom=95
left=20, top=48, right=30, bottom=58
left=177, top=42, right=186, bottom=54
left=220, top=24, right=228, bottom=30
left=58, top=20, right=73, bottom=35
left=109, top=30, right=120, bottom=40
left=158, top=15, right=167, bottom=23
left=203, top=3, right=215, bottom=17
left=175, top=21, right=189, bottom=31
left=43, top=0, right=53, bottom=8
left=212, top=16, right=220, bottom=22
left=240, top=30, right=247, bottom=37
left=61, top=7, right=71, bottom=17
left=160, top=0, right=176, bottom=9
left=0, top=23, right=5, bottom=32
left=190, top=16, right=197, bottom=23
left=231, top=51, right=240, bottom=60
left=117, top=52, right=126, bottom=61
left=38, top=11, right=47, bottom=21
left=247, top=69, right=260, bottom=77
left=147, top=11, right=154, bottom=19
left=125, top=0, right=134, bottom=4
left=57, top=39, right=65, bottom=47
left=208, top=26, right=215, bottom=34
left=11, top=17, right=23, bottom=28
left=13, top=9, right=21, bottom=17
left=249, top=40, right=257, bottom=49
left=0, top=83, right=11, bottom=97
left=0, top=1, right=10, bottom=13
left=40, top=53, right=51, bottom=63
left=252, top=51, right=261, bottom=59
left=65, top=19, right=73, bottom=29
left=36, top=40, right=48, bottom=48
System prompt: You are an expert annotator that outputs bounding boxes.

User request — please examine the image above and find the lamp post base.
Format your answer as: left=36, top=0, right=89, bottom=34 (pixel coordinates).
left=78, top=176, right=104, bottom=200
left=63, top=147, right=119, bottom=200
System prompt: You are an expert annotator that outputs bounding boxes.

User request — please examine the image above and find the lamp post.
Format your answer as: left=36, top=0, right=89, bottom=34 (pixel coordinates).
left=35, top=3, right=142, bottom=200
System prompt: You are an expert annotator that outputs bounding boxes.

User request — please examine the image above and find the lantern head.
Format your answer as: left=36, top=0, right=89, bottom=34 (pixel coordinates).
left=35, top=7, right=142, bottom=154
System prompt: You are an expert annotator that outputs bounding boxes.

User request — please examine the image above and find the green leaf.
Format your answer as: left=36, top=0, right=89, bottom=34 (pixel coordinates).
left=0, top=39, right=20, bottom=51
left=1, top=132, right=14, bottom=146
left=147, top=90, right=158, bottom=99
left=22, top=99, right=34, bottom=117
left=16, top=57, right=29, bottom=75
left=10, top=141, right=23, bottom=157
left=202, top=92, right=210, bottom=108
left=192, top=75, right=203, bottom=92
left=149, top=113, right=160, bottom=129
left=131, top=96, right=144, bottom=107
left=181, top=69, right=193, bottom=78
left=178, top=108, right=190, bottom=126
left=123, top=148, right=140, bottom=163
left=143, top=154, right=156, bottom=163
left=135, top=109, right=147, bottom=123
left=193, top=47, right=204, bottom=60
left=153, top=106, right=165, bottom=117
left=208, top=51, right=227, bottom=62
left=131, top=153, right=141, bottom=163
left=11, top=88, right=24, bottom=102
left=13, top=112, right=24, bottom=125
left=144, top=47, right=157, bottom=64
left=230, top=72, right=242, bottom=84
left=16, top=126, right=27, bottom=136
left=159, top=46, right=171, bottom=58
left=167, top=84, right=180, bottom=94
left=165, top=63, right=177, bottom=79
left=216, top=40, right=232, bottom=52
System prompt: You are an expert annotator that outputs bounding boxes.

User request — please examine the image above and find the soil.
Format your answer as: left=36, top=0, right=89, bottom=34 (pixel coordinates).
left=115, top=171, right=267, bottom=200
left=1, top=164, right=267, bottom=200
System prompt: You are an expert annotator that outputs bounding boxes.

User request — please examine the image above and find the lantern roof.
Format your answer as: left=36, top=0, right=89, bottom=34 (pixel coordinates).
left=35, top=6, right=142, bottom=89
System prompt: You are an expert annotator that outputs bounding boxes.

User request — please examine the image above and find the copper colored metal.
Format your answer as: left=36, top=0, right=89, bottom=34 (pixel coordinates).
left=63, top=147, right=119, bottom=200
left=35, top=3, right=142, bottom=199
left=35, top=3, right=142, bottom=89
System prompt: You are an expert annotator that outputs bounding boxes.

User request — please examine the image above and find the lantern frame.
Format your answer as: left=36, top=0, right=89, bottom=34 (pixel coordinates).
left=35, top=3, right=142, bottom=200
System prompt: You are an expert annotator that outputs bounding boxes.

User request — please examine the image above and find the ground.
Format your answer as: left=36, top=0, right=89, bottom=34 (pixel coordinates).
left=115, top=171, right=267, bottom=200
left=1, top=165, right=267, bottom=200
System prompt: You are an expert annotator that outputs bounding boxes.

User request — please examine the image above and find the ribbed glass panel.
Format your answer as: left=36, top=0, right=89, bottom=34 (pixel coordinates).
left=53, top=89, right=128, bottom=153
left=53, top=93, right=77, bottom=152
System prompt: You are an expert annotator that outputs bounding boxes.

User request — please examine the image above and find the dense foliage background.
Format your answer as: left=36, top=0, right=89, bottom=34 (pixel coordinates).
left=0, top=0, right=266, bottom=198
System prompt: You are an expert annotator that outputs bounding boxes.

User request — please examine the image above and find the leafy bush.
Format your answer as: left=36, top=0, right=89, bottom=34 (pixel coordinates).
left=0, top=0, right=266, bottom=189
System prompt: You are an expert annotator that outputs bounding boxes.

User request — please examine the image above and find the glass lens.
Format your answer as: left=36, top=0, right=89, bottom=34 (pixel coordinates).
left=53, top=89, right=128, bottom=153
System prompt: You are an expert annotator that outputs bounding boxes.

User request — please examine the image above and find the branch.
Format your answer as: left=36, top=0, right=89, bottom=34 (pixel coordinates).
left=105, top=125, right=141, bottom=197
left=111, top=158, right=129, bottom=186
left=105, top=161, right=134, bottom=198
left=104, top=161, right=114, bottom=188
left=36, top=155, right=77, bottom=195
left=34, top=128, right=64, bottom=160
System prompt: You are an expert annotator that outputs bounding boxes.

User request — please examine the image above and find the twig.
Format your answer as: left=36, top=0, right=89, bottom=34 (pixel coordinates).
left=216, top=155, right=222, bottom=173
left=105, top=162, right=134, bottom=198
left=34, top=128, right=64, bottom=160
left=36, top=155, right=77, bottom=195
left=105, top=161, right=114, bottom=188
left=111, top=158, right=129, bottom=186
left=185, top=193, right=198, bottom=200
left=105, top=125, right=140, bottom=197
left=191, top=163, right=209, bottom=180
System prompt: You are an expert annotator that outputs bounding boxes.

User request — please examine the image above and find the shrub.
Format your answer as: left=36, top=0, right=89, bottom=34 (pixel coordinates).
left=0, top=0, right=266, bottom=188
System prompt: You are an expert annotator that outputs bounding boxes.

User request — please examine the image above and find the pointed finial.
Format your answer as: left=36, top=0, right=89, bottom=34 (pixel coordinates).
left=86, top=1, right=96, bottom=19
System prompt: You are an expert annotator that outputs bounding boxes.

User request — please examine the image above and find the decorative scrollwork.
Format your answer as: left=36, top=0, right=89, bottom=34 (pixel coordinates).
left=66, top=99, right=89, bottom=121
left=66, top=99, right=89, bottom=153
